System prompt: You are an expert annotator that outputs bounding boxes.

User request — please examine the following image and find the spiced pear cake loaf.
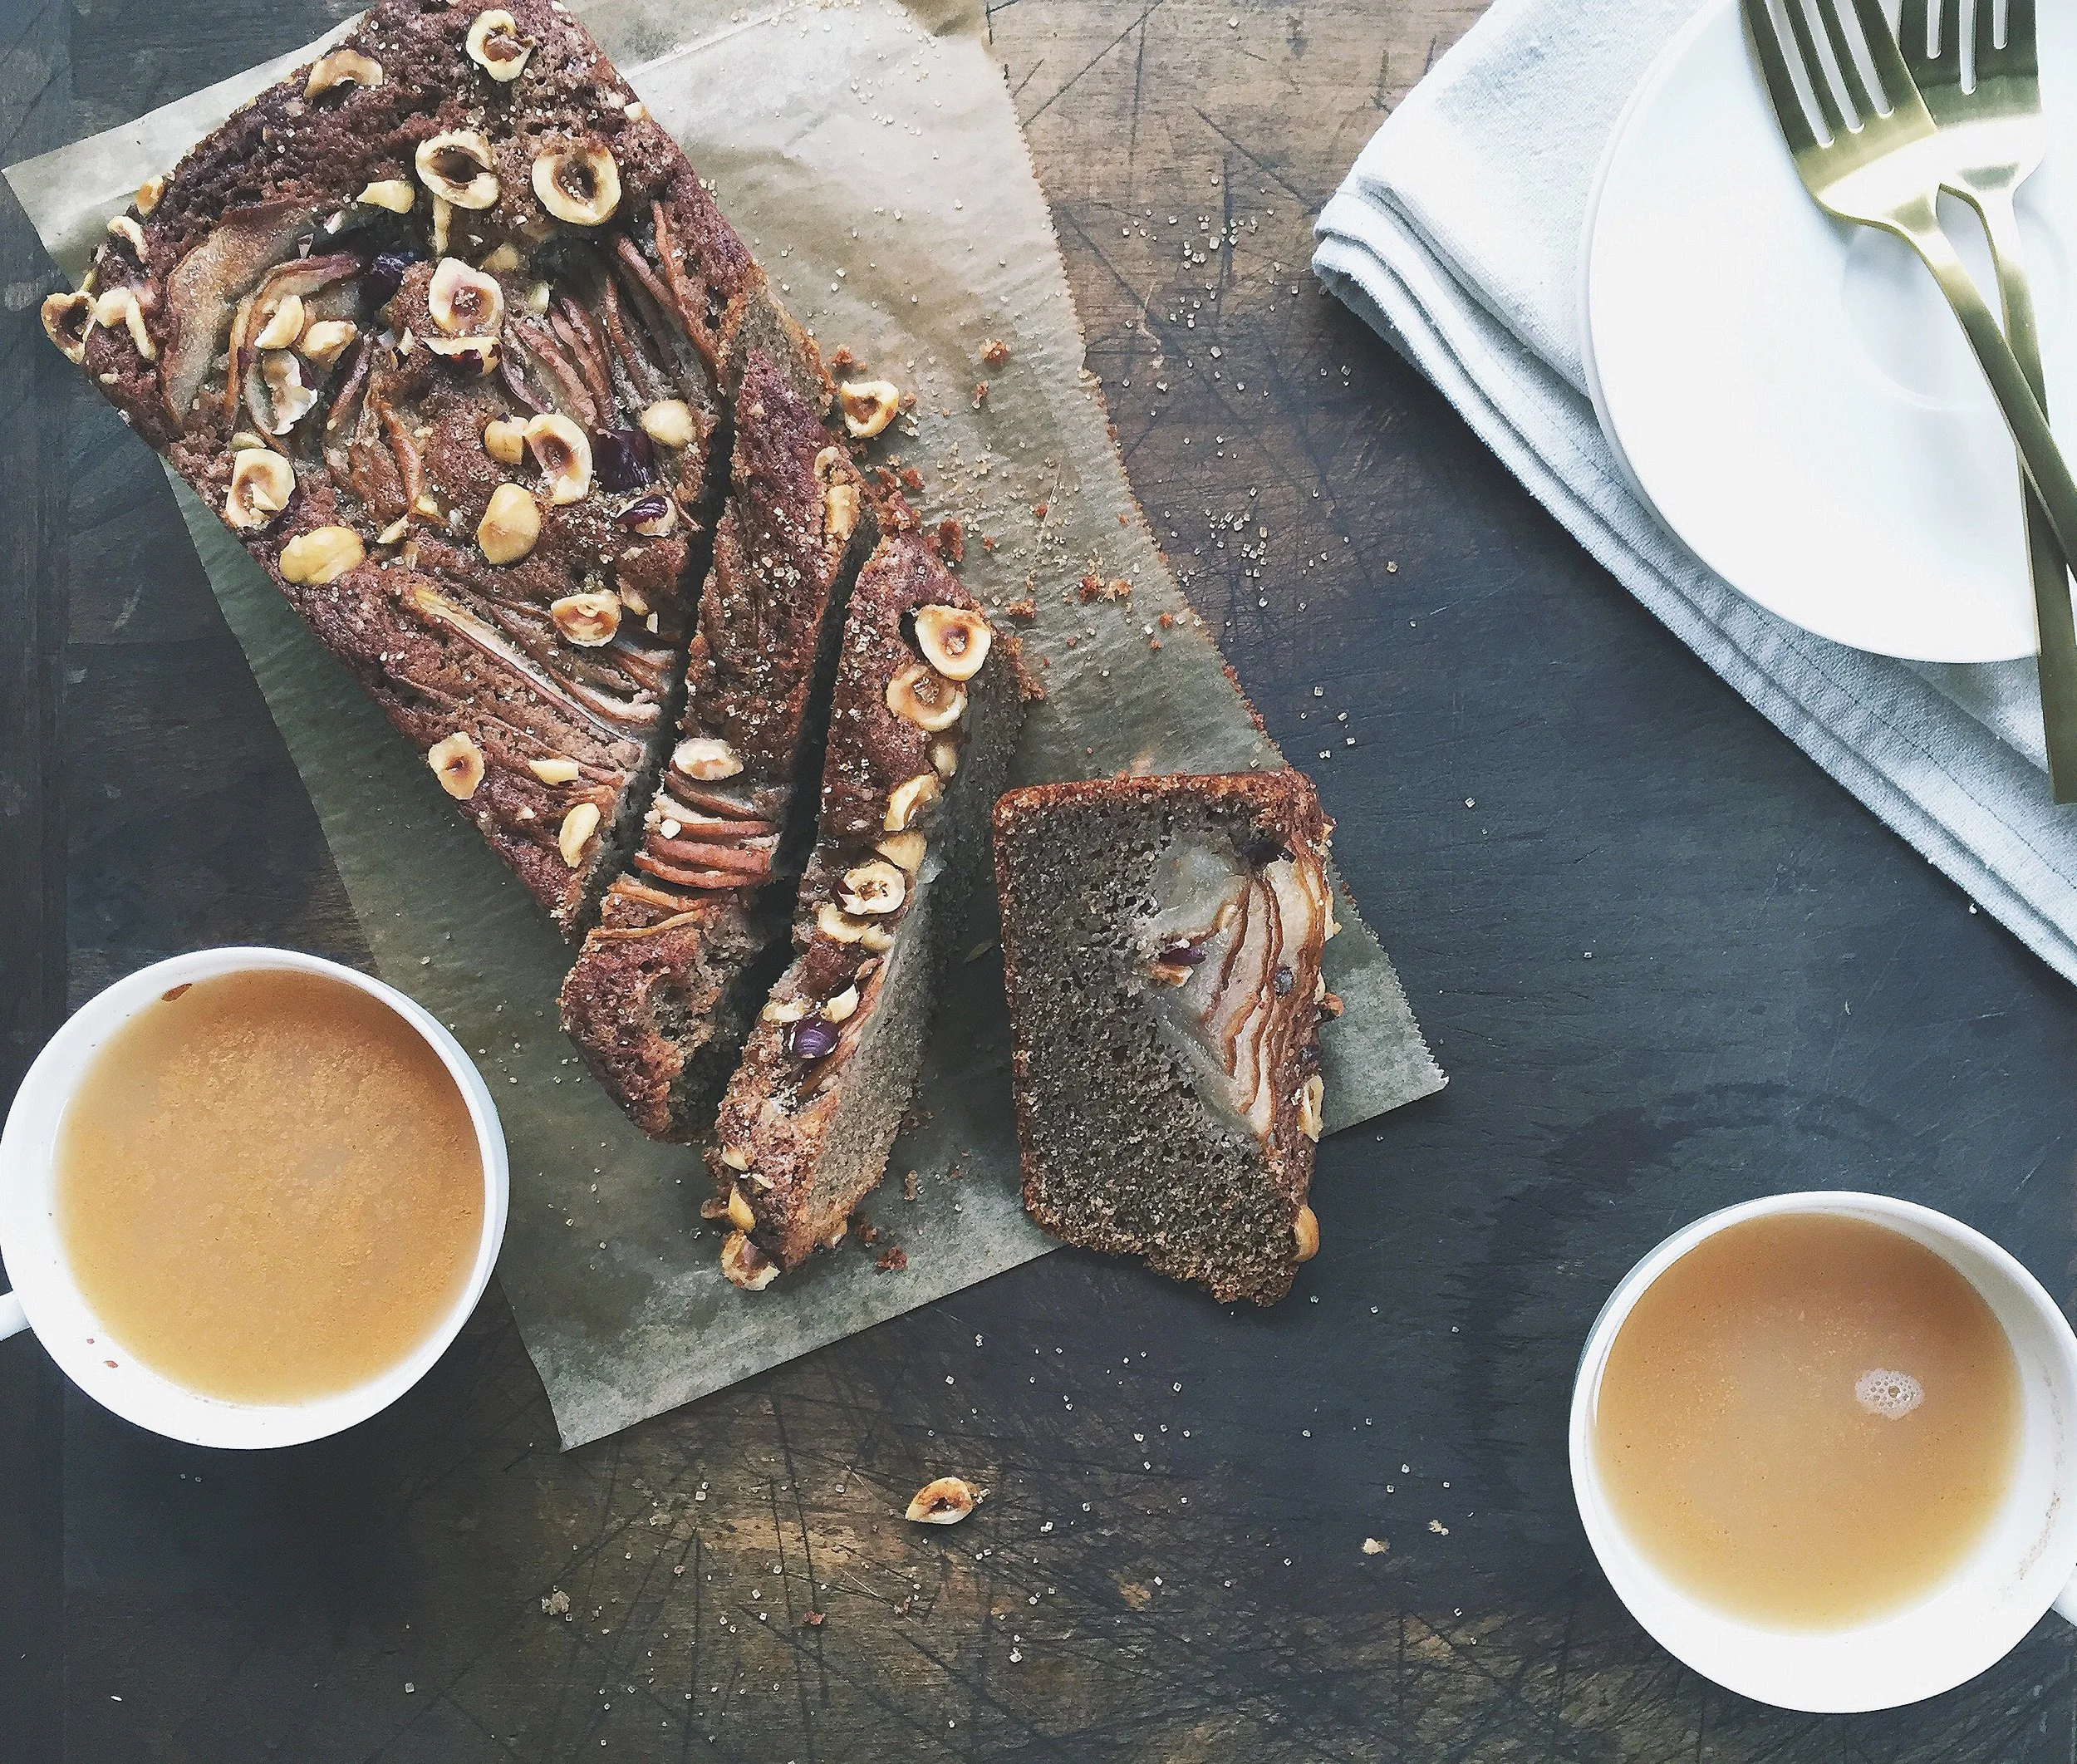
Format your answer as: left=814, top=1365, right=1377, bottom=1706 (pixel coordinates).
left=559, top=345, right=877, bottom=1137
left=707, top=533, right=1029, bottom=1287
left=992, top=771, right=1341, bottom=1305
left=41, top=0, right=802, bottom=933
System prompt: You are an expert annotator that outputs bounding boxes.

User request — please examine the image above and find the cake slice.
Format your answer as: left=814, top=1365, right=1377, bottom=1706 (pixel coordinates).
left=705, top=534, right=1029, bottom=1286
left=42, top=0, right=792, bottom=934
left=558, top=345, right=876, bottom=1137
left=991, top=771, right=1340, bottom=1305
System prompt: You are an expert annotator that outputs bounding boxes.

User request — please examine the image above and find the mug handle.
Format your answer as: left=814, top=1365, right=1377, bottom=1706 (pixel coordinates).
left=0, top=1289, right=25, bottom=1342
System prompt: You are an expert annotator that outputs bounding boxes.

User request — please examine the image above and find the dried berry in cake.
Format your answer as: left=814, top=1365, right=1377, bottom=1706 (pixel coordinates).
left=42, top=0, right=814, bottom=934
left=559, top=345, right=877, bottom=1138
left=705, top=533, right=1030, bottom=1286
left=991, top=771, right=1341, bottom=1306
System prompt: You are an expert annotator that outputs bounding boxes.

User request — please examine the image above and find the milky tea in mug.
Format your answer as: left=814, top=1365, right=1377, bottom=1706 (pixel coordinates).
left=1591, top=1211, right=2023, bottom=1629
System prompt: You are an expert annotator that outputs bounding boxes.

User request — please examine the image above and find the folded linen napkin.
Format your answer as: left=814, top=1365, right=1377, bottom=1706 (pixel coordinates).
left=1314, top=0, right=2077, bottom=984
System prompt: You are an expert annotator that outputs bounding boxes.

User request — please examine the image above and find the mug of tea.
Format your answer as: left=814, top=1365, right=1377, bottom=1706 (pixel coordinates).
left=0, top=947, right=508, bottom=1449
left=1570, top=1191, right=2077, bottom=1711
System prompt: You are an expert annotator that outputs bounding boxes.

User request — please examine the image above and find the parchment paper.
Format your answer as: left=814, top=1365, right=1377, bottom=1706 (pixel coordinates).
left=8, top=0, right=1445, bottom=1449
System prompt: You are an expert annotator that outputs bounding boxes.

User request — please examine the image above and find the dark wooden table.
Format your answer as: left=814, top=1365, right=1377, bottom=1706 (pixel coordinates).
left=6, top=0, right=2075, bottom=1757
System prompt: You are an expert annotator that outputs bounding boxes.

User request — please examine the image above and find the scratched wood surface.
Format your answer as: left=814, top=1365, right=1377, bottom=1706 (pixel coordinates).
left=5, top=0, right=2077, bottom=1757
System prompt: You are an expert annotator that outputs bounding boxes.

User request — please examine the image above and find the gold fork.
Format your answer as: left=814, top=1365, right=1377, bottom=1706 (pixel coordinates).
left=1898, top=0, right=2077, bottom=798
left=1744, top=0, right=2077, bottom=754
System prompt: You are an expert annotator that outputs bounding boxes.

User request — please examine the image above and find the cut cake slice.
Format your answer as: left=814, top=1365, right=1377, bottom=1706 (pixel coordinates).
left=991, top=770, right=1340, bottom=1305
left=45, top=0, right=804, bottom=935
left=558, top=344, right=876, bottom=1137
left=706, top=533, right=1029, bottom=1286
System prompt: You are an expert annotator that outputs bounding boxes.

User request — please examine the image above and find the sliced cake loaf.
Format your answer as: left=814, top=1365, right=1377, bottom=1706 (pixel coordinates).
left=706, top=534, right=1028, bottom=1287
left=992, top=771, right=1341, bottom=1305
left=559, top=345, right=876, bottom=1136
left=43, top=0, right=800, bottom=934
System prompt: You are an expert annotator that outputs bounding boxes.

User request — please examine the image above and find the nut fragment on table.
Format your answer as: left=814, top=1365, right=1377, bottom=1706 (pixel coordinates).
left=837, top=378, right=901, bottom=438
left=905, top=1477, right=984, bottom=1525
left=720, top=1231, right=778, bottom=1291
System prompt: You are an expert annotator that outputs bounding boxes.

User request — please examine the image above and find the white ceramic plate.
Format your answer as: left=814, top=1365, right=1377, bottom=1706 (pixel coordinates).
left=1583, top=0, right=2077, bottom=662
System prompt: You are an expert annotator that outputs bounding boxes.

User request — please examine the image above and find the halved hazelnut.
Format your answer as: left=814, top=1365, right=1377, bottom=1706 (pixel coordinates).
left=524, top=412, right=592, bottom=504
left=356, top=178, right=415, bottom=214
left=639, top=399, right=693, bottom=448
left=905, top=1477, right=982, bottom=1525
left=761, top=995, right=812, bottom=1024
left=427, top=731, right=485, bottom=799
left=306, top=48, right=384, bottom=101
left=483, top=417, right=527, bottom=464
left=41, top=291, right=93, bottom=364
left=416, top=130, right=499, bottom=210
left=253, top=293, right=304, bottom=351
left=860, top=924, right=896, bottom=953
left=929, top=737, right=960, bottom=779
left=720, top=1231, right=778, bottom=1292
left=377, top=517, right=410, bottom=546
left=531, top=141, right=621, bottom=226
left=1293, top=1204, right=1319, bottom=1262
left=228, top=431, right=268, bottom=451
left=557, top=799, right=601, bottom=868
left=551, top=591, right=621, bottom=646
left=465, top=8, right=533, bottom=81
left=875, top=832, right=926, bottom=873
left=841, top=860, right=906, bottom=916
left=725, top=1187, right=757, bottom=1231
left=91, top=287, right=155, bottom=360
left=816, top=902, right=868, bottom=944
left=885, top=661, right=965, bottom=732
left=223, top=449, right=294, bottom=531
left=428, top=257, right=504, bottom=336
left=813, top=445, right=861, bottom=544
left=258, top=351, right=316, bottom=432
left=298, top=318, right=357, bottom=369
left=106, top=214, right=146, bottom=257
left=1298, top=1074, right=1324, bottom=1142
left=837, top=378, right=900, bottom=439
left=673, top=737, right=742, bottom=781
left=912, top=603, right=992, bottom=681
left=524, top=279, right=552, bottom=316
left=822, top=985, right=861, bottom=1024
left=134, top=174, right=166, bottom=216
left=421, top=335, right=500, bottom=376
left=278, top=524, right=364, bottom=585
left=884, top=773, right=941, bottom=833
left=477, top=482, right=540, bottom=564
left=528, top=754, right=581, bottom=785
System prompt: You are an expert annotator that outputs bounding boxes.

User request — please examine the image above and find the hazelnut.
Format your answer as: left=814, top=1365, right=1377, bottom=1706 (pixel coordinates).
left=464, top=8, right=533, bottom=81
left=816, top=902, right=869, bottom=944
left=524, top=279, right=552, bottom=317
left=415, top=130, right=499, bottom=210
left=531, top=141, right=621, bottom=226
left=356, top=178, right=416, bottom=214
left=277, top=524, right=365, bottom=586
left=557, top=799, right=601, bottom=868
left=258, top=351, right=316, bottom=432
left=524, top=412, right=592, bottom=504
left=720, top=1231, right=778, bottom=1292
left=822, top=985, right=861, bottom=1024
left=427, top=731, right=485, bottom=799
left=41, top=291, right=93, bottom=365
left=761, top=995, right=812, bottom=1025
left=430, top=196, right=454, bottom=258
left=875, top=832, right=926, bottom=873
left=134, top=174, right=166, bottom=216
left=376, top=517, right=410, bottom=546
left=638, top=399, right=694, bottom=449
left=840, top=860, right=906, bottom=916
left=928, top=737, right=960, bottom=779
left=725, top=1187, right=756, bottom=1232
left=306, top=48, right=384, bottom=101
left=252, top=293, right=304, bottom=351
left=885, top=661, right=966, bottom=732
left=228, top=431, right=268, bottom=451
left=105, top=214, right=146, bottom=257
left=428, top=257, right=504, bottom=336
left=91, top=287, right=155, bottom=361
left=483, top=417, right=527, bottom=464
left=813, top=445, right=862, bottom=545
left=298, top=318, right=358, bottom=369
left=912, top=603, right=993, bottom=681
left=550, top=590, right=621, bottom=646
left=421, top=335, right=499, bottom=376
left=223, top=448, right=294, bottom=531
left=478, top=243, right=524, bottom=276
left=476, top=482, right=540, bottom=564
left=859, top=923, right=896, bottom=953
left=673, top=737, right=743, bottom=781
left=837, top=378, right=901, bottom=439
left=905, top=1477, right=982, bottom=1525
left=1298, top=1074, right=1324, bottom=1142
left=883, top=773, right=941, bottom=833
left=528, top=754, right=581, bottom=784
left=1293, top=1204, right=1319, bottom=1262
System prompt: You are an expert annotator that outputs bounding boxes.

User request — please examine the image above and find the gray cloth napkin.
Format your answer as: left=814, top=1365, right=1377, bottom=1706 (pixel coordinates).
left=1313, top=0, right=2077, bottom=984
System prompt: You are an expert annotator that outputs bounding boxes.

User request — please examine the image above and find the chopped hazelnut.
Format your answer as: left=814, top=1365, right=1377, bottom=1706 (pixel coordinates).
left=822, top=984, right=861, bottom=1024
left=885, top=661, right=965, bottom=732
left=428, top=257, right=504, bottom=336
left=134, top=174, right=166, bottom=216
left=478, top=242, right=523, bottom=275
left=91, top=287, right=155, bottom=361
left=911, top=604, right=992, bottom=681
left=356, top=178, right=416, bottom=214
left=725, top=1187, right=757, bottom=1232
left=531, top=140, right=621, bottom=226
left=639, top=399, right=695, bottom=449
left=415, top=130, right=499, bottom=209
left=905, top=1477, right=983, bottom=1525
left=928, top=737, right=960, bottom=779
left=223, top=448, right=294, bottom=531
left=476, top=482, right=540, bottom=564
left=841, top=859, right=906, bottom=916
left=860, top=924, right=896, bottom=953
left=1298, top=1074, right=1324, bottom=1142
left=464, top=8, right=533, bottom=81
left=837, top=378, right=901, bottom=439
left=673, top=737, right=743, bottom=780
left=528, top=754, right=582, bottom=785
left=524, top=412, right=592, bottom=504
left=257, top=351, right=315, bottom=432
left=1293, top=1204, right=1320, bottom=1262
left=483, top=417, right=527, bottom=464
left=106, top=214, right=146, bottom=257
left=816, top=902, right=869, bottom=944
left=252, top=293, right=304, bottom=351
left=557, top=800, right=601, bottom=868
left=297, top=318, right=358, bottom=369
left=874, top=831, right=926, bottom=873
left=427, top=731, right=485, bottom=799
left=550, top=590, right=621, bottom=646
left=980, top=337, right=1011, bottom=367
left=883, top=773, right=941, bottom=833
left=41, top=291, right=93, bottom=364
left=305, top=48, right=384, bottom=101
left=720, top=1231, right=778, bottom=1291
left=277, top=524, right=364, bottom=585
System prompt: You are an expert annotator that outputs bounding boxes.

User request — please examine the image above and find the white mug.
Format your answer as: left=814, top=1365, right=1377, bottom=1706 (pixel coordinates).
left=0, top=946, right=508, bottom=1449
left=1571, top=1190, right=2077, bottom=1712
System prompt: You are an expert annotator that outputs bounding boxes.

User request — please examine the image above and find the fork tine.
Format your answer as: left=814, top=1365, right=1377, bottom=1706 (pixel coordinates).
left=1813, top=0, right=1882, bottom=120
left=1781, top=0, right=1852, bottom=135
left=1898, top=0, right=1937, bottom=74
left=1844, top=0, right=1922, bottom=111
left=1992, top=0, right=2040, bottom=77
left=1744, top=0, right=1825, bottom=153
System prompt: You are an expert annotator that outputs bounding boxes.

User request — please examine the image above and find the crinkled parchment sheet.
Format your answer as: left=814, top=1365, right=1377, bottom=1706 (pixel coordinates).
left=7, top=0, right=1444, bottom=1449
